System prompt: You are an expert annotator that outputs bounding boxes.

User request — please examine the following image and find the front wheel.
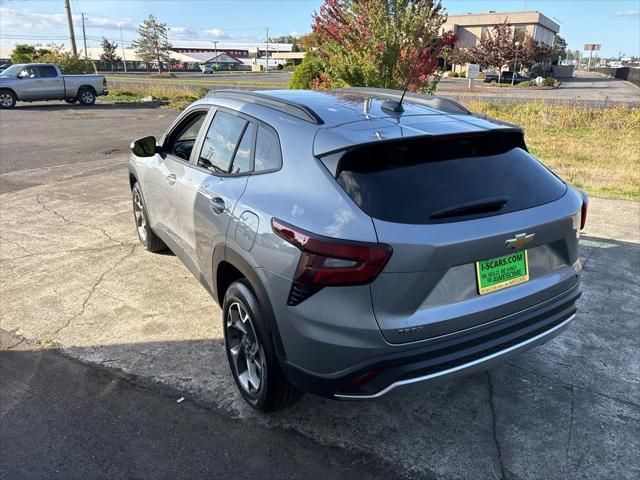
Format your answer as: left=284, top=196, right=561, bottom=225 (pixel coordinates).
left=77, top=88, right=96, bottom=106
left=132, top=183, right=166, bottom=252
left=223, top=280, right=303, bottom=412
left=0, top=90, right=16, bottom=109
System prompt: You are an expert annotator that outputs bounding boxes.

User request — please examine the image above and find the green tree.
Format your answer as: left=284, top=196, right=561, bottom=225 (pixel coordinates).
left=37, top=44, right=94, bottom=74
left=132, top=15, right=173, bottom=72
left=308, top=0, right=454, bottom=92
left=11, top=44, right=39, bottom=63
left=100, top=37, right=121, bottom=65
left=269, top=35, right=298, bottom=44
left=551, top=34, right=567, bottom=64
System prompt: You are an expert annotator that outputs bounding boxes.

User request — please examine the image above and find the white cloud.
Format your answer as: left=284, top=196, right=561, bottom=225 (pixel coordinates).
left=615, top=10, right=639, bottom=17
left=0, top=7, right=136, bottom=32
left=169, top=26, right=232, bottom=41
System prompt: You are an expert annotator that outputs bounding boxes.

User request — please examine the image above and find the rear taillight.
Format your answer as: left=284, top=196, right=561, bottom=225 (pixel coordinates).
left=103, top=78, right=107, bottom=87
left=580, top=191, right=588, bottom=230
left=272, top=219, right=392, bottom=304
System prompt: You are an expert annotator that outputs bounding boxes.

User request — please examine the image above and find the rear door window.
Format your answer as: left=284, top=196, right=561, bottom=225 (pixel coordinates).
left=38, top=65, right=58, bottom=77
left=333, top=132, right=566, bottom=224
left=198, top=111, right=247, bottom=174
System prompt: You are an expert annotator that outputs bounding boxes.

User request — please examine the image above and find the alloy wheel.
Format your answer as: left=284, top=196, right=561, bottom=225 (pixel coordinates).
left=81, top=91, right=94, bottom=104
left=0, top=93, right=14, bottom=107
left=133, top=189, right=147, bottom=243
left=225, top=301, right=264, bottom=394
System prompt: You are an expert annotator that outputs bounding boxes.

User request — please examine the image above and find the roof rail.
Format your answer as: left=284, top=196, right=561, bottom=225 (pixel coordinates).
left=336, top=87, right=472, bottom=115
left=207, top=90, right=324, bottom=124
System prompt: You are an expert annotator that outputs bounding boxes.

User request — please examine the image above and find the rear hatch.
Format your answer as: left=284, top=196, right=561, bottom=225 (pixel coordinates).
left=326, top=128, right=582, bottom=344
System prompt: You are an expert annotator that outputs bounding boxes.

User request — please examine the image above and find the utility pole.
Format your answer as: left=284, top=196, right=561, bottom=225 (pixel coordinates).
left=81, top=12, right=88, bottom=59
left=265, top=27, right=269, bottom=72
left=64, top=0, right=78, bottom=55
left=120, top=26, right=127, bottom=72
left=213, top=40, right=218, bottom=70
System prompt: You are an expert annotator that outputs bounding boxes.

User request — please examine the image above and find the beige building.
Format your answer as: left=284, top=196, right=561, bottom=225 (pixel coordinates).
left=443, top=11, right=560, bottom=48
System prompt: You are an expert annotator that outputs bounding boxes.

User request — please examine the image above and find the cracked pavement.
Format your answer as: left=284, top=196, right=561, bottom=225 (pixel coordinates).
left=1, top=106, right=639, bottom=479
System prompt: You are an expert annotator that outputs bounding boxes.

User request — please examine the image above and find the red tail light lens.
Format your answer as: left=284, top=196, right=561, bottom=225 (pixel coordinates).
left=272, top=218, right=392, bottom=286
left=580, top=192, right=588, bottom=230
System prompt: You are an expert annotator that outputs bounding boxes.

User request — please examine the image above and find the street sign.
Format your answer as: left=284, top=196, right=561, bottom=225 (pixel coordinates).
left=584, top=44, right=601, bottom=51
left=466, top=63, right=480, bottom=79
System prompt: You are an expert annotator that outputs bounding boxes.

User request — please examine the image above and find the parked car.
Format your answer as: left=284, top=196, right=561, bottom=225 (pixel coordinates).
left=200, top=64, right=214, bottom=74
left=484, top=71, right=529, bottom=84
left=129, top=88, right=587, bottom=412
left=0, top=63, right=108, bottom=108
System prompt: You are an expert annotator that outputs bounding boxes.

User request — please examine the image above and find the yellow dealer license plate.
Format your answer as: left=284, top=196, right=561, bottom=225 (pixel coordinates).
left=476, top=251, right=529, bottom=295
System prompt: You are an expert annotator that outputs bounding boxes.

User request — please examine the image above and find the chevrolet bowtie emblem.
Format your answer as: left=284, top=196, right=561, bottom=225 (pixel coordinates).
left=505, top=233, right=535, bottom=249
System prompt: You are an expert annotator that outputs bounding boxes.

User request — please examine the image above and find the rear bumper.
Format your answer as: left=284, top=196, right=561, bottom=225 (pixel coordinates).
left=281, top=283, right=580, bottom=399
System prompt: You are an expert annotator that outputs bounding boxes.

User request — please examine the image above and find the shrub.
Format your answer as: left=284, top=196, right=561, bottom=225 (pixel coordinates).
left=518, top=80, right=533, bottom=87
left=289, top=52, right=325, bottom=89
left=543, top=76, right=555, bottom=87
left=459, top=69, right=466, bottom=78
left=530, top=64, right=546, bottom=78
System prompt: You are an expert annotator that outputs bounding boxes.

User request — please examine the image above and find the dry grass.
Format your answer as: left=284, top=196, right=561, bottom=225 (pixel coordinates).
left=467, top=101, right=640, bottom=200
left=101, top=84, right=209, bottom=109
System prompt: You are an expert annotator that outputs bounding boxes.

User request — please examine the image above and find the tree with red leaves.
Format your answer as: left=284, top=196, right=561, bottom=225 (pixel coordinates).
left=469, top=20, right=513, bottom=83
left=305, top=0, right=454, bottom=92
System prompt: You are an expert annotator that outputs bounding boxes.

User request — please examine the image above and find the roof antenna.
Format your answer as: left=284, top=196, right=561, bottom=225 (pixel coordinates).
left=382, top=47, right=424, bottom=114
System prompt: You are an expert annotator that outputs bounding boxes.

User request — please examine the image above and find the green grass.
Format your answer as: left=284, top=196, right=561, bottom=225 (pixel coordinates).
left=466, top=101, right=640, bottom=200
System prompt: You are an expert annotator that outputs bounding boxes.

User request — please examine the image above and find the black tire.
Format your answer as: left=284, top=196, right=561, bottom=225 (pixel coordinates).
left=132, top=182, right=166, bottom=252
left=0, top=90, right=16, bottom=109
left=65, top=98, right=78, bottom=104
left=77, top=87, right=96, bottom=106
left=223, top=280, right=303, bottom=412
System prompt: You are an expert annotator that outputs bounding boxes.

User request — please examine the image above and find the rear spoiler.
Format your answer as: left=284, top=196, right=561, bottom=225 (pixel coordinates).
left=319, top=129, right=527, bottom=178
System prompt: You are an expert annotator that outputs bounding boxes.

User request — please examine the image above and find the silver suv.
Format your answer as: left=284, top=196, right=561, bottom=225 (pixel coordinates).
left=129, top=89, right=586, bottom=412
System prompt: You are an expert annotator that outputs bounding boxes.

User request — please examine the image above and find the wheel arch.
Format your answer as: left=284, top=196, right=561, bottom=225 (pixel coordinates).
left=78, top=84, right=97, bottom=95
left=0, top=87, right=18, bottom=101
left=214, top=246, right=288, bottom=362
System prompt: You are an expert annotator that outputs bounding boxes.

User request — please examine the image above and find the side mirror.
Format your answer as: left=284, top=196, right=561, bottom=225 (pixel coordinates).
left=130, top=136, right=158, bottom=157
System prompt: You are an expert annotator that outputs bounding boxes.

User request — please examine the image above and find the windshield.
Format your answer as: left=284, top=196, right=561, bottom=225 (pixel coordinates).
left=0, top=65, right=25, bottom=77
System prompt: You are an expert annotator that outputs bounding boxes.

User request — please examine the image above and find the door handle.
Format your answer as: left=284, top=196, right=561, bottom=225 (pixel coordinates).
left=209, top=196, right=225, bottom=214
left=166, top=174, right=177, bottom=185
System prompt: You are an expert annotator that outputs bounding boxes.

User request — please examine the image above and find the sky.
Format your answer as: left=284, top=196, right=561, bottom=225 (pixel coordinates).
left=0, top=0, right=638, bottom=57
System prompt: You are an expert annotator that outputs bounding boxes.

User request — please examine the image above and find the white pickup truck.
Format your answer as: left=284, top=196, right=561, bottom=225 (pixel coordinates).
left=0, top=63, right=108, bottom=108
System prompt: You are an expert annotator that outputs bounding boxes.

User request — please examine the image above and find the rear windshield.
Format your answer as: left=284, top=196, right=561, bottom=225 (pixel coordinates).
left=333, top=132, right=566, bottom=224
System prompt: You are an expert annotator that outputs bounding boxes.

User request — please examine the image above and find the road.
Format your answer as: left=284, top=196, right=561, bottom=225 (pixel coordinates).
left=1, top=105, right=639, bottom=480
left=0, top=331, right=398, bottom=480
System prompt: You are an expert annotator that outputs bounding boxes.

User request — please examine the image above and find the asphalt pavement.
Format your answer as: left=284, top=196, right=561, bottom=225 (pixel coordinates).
left=0, top=331, right=399, bottom=480
left=1, top=104, right=639, bottom=480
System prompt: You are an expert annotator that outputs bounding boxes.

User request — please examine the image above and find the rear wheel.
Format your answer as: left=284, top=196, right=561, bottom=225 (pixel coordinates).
left=0, top=90, right=16, bottom=109
left=223, top=280, right=303, bottom=412
left=77, top=87, right=96, bottom=106
left=132, top=182, right=166, bottom=252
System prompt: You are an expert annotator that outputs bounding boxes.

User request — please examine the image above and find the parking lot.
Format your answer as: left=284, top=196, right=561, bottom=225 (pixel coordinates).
left=1, top=105, right=639, bottom=479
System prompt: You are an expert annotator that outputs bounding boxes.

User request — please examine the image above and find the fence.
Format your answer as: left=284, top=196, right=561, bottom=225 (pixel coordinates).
left=593, top=67, right=640, bottom=87
left=94, top=61, right=248, bottom=73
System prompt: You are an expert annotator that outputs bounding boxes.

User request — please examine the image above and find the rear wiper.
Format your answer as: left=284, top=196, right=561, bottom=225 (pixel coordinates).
left=430, top=196, right=509, bottom=219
